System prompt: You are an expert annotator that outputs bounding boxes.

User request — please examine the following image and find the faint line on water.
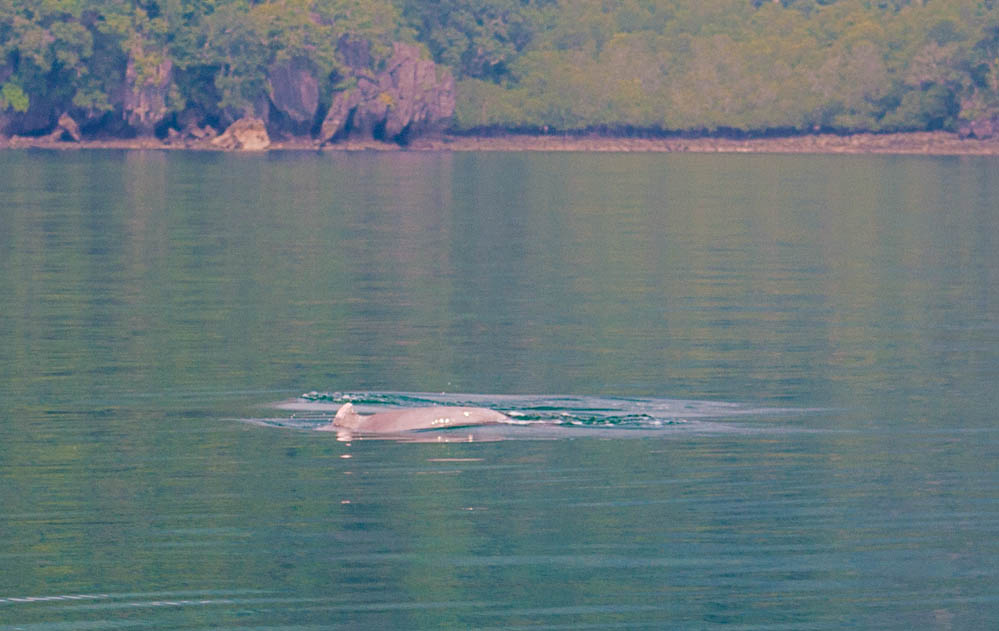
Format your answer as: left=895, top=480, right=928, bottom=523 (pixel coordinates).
left=57, top=598, right=499, bottom=614
left=327, top=552, right=744, bottom=569
left=0, top=621, right=155, bottom=631
left=0, top=594, right=109, bottom=605
left=0, top=589, right=273, bottom=607
left=70, top=388, right=303, bottom=409
left=54, top=597, right=323, bottom=612
left=473, top=624, right=652, bottom=631
left=483, top=604, right=664, bottom=616
left=297, top=600, right=496, bottom=612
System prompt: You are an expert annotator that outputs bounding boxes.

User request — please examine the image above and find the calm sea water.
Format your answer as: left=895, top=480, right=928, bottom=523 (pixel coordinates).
left=1, top=149, right=997, bottom=629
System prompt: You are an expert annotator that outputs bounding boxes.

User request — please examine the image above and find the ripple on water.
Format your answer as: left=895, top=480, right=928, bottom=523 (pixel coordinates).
left=257, top=390, right=818, bottom=439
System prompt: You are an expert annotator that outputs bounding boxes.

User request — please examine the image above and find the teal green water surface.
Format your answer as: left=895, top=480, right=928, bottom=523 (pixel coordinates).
left=1, top=149, right=997, bottom=629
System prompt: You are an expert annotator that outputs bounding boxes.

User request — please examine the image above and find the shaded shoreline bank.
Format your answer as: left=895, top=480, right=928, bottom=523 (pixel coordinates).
left=3, top=131, right=999, bottom=155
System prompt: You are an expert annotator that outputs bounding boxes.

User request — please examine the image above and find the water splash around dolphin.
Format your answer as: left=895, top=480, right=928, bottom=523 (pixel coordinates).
left=242, top=391, right=818, bottom=441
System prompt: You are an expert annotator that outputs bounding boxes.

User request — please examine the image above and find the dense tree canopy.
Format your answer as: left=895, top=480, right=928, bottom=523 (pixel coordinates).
left=2, top=0, right=999, bottom=137
left=445, top=0, right=999, bottom=133
left=0, top=0, right=408, bottom=135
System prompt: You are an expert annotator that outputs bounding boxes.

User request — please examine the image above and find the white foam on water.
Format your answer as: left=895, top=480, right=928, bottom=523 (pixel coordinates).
left=252, top=391, right=823, bottom=440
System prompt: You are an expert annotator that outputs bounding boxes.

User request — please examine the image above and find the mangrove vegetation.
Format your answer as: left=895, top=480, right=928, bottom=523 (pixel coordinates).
left=2, top=0, right=999, bottom=142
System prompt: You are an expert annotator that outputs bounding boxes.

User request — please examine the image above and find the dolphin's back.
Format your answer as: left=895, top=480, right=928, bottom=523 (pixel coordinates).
left=358, top=406, right=509, bottom=433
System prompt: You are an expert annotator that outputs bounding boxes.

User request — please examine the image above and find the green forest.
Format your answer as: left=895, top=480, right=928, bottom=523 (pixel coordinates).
left=2, top=0, right=999, bottom=140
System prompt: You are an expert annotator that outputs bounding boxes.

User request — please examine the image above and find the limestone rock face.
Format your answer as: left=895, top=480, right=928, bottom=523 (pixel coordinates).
left=2, top=93, right=61, bottom=136
left=212, top=117, right=270, bottom=151
left=319, top=87, right=363, bottom=143
left=319, top=42, right=455, bottom=144
left=177, top=109, right=217, bottom=140
left=959, top=114, right=999, bottom=139
left=268, top=58, right=319, bottom=127
left=381, top=43, right=455, bottom=140
left=124, top=52, right=173, bottom=135
left=56, top=112, right=81, bottom=141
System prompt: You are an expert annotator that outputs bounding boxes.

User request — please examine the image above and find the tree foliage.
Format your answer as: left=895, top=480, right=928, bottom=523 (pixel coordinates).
left=2, top=0, right=999, bottom=136
left=0, top=0, right=405, bottom=133
left=435, top=0, right=999, bottom=133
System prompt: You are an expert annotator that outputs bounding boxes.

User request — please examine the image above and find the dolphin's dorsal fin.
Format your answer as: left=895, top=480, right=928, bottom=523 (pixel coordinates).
left=333, top=402, right=363, bottom=429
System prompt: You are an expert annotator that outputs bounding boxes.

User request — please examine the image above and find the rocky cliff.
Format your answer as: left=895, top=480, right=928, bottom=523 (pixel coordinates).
left=1, top=38, right=453, bottom=149
left=267, top=58, right=320, bottom=137
left=123, top=50, right=174, bottom=136
left=318, top=43, right=456, bottom=145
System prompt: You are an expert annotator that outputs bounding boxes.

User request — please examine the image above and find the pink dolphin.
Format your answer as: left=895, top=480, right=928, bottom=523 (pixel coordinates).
left=317, top=402, right=510, bottom=434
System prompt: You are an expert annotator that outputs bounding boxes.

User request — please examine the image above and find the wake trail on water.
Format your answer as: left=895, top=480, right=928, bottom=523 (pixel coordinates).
left=239, top=391, right=820, bottom=439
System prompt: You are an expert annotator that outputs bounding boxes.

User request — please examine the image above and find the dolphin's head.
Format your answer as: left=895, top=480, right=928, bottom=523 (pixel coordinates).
left=332, top=402, right=364, bottom=430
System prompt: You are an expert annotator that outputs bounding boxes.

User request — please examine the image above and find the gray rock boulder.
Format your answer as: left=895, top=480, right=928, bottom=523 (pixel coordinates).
left=211, top=117, right=270, bottom=150
left=55, top=112, right=81, bottom=141
left=268, top=58, right=319, bottom=129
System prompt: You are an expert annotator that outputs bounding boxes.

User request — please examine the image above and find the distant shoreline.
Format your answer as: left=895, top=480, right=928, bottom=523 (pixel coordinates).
left=4, top=130, right=999, bottom=155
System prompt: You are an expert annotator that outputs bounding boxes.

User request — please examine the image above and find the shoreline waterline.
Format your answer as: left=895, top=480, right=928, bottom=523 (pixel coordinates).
left=3, top=130, right=999, bottom=155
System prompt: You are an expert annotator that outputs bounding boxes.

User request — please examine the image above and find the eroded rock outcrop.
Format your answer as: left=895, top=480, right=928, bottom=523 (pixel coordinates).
left=268, top=58, right=319, bottom=133
left=211, top=117, right=270, bottom=150
left=958, top=114, right=999, bottom=139
left=319, top=87, right=363, bottom=143
left=179, top=109, right=217, bottom=139
left=54, top=112, right=81, bottom=141
left=124, top=51, right=173, bottom=135
left=319, top=42, right=455, bottom=145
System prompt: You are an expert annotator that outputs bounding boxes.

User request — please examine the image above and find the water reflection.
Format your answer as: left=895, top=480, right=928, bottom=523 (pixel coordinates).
left=1, top=150, right=998, bottom=629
